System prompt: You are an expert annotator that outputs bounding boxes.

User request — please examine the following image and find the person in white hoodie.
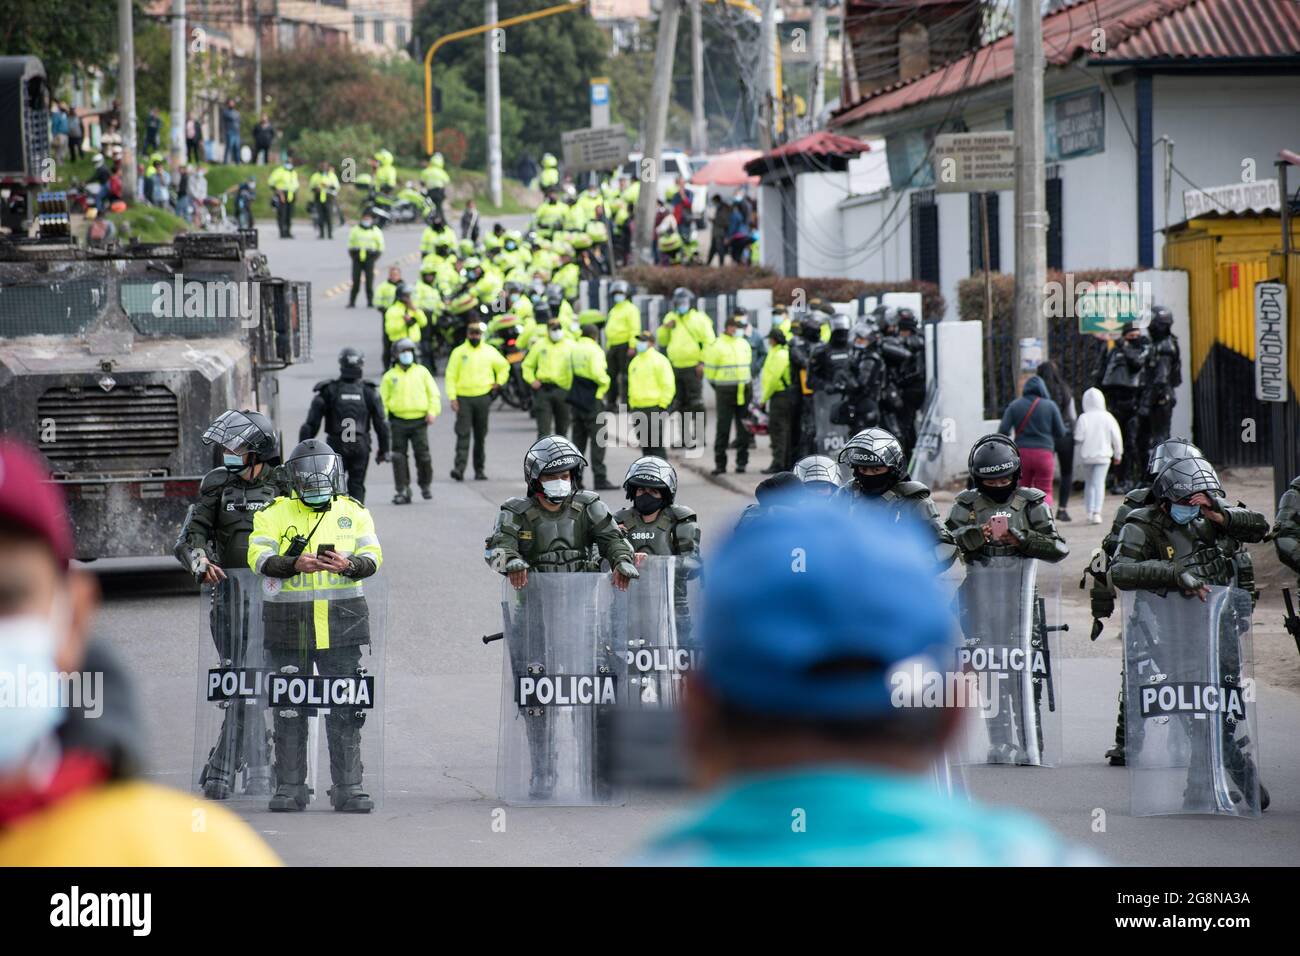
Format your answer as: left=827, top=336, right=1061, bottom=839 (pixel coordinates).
left=1073, top=387, right=1123, bottom=524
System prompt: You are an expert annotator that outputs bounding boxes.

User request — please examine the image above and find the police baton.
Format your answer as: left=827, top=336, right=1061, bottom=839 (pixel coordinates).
left=482, top=631, right=504, bottom=645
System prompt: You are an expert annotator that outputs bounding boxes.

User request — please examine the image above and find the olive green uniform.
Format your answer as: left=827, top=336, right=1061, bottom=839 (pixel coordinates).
left=1110, top=501, right=1267, bottom=800
left=837, top=480, right=958, bottom=569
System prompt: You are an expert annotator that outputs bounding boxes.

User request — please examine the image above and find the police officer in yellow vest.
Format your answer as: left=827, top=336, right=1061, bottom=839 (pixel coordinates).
left=446, top=321, right=509, bottom=481
left=308, top=162, right=340, bottom=239
left=381, top=337, right=442, bottom=504
left=247, top=439, right=383, bottom=813
left=604, top=278, right=640, bottom=409
left=568, top=324, right=614, bottom=489
left=656, top=286, right=715, bottom=449
left=703, top=313, right=753, bottom=474
left=375, top=266, right=403, bottom=360
left=760, top=327, right=796, bottom=472
left=385, top=283, right=430, bottom=369
left=628, top=330, right=676, bottom=460
left=522, top=317, right=574, bottom=439
left=347, top=212, right=384, bottom=309
left=421, top=151, right=451, bottom=217
left=267, top=159, right=300, bottom=239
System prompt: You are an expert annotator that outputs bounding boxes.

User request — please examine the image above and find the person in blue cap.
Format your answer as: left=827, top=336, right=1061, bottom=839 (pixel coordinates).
left=637, top=497, right=1098, bottom=866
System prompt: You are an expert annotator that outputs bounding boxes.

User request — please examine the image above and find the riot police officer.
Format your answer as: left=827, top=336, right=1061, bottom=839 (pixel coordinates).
left=807, top=313, right=856, bottom=453
left=1272, top=473, right=1300, bottom=581
left=613, top=456, right=700, bottom=560
left=946, top=435, right=1068, bottom=764
left=1095, top=322, right=1149, bottom=490
left=1109, top=455, right=1269, bottom=809
left=1138, top=305, right=1181, bottom=461
left=248, top=439, right=384, bottom=813
left=789, top=314, right=824, bottom=459
left=835, top=427, right=955, bottom=568
left=792, top=454, right=841, bottom=496
left=484, top=436, right=639, bottom=798
left=176, top=409, right=288, bottom=800
left=845, top=318, right=886, bottom=432
left=299, top=347, right=390, bottom=504
left=1089, top=437, right=1262, bottom=765
left=894, top=308, right=927, bottom=459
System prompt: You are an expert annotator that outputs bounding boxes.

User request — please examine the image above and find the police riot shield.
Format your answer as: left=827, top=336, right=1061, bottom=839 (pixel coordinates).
left=194, top=568, right=387, bottom=812
left=1121, top=587, right=1261, bottom=818
left=954, top=556, right=1064, bottom=767
left=812, top=390, right=851, bottom=457
left=621, top=555, right=702, bottom=711
left=497, top=572, right=625, bottom=806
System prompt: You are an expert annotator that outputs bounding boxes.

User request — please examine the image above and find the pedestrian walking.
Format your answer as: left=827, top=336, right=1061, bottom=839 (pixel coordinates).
left=1036, top=360, right=1078, bottom=521
left=1073, top=387, right=1123, bottom=525
left=998, top=375, right=1068, bottom=506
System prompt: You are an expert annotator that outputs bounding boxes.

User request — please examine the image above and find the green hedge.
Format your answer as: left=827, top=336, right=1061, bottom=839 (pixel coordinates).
left=621, top=265, right=946, bottom=320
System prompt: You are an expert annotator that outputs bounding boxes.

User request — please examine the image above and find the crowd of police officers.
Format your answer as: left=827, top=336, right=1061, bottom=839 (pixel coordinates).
left=170, top=176, right=1285, bottom=814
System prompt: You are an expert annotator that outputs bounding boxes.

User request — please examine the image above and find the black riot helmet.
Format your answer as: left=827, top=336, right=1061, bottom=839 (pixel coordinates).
left=338, top=346, right=365, bottom=379
left=828, top=312, right=851, bottom=345
left=1146, top=436, right=1201, bottom=482
left=201, top=409, right=281, bottom=466
left=793, top=455, right=841, bottom=495
left=968, top=434, right=1021, bottom=503
left=524, top=435, right=587, bottom=496
left=872, top=304, right=898, bottom=335
left=1153, top=455, right=1222, bottom=504
left=623, top=455, right=677, bottom=504
left=799, top=313, right=824, bottom=342
left=896, top=308, right=919, bottom=332
left=545, top=283, right=566, bottom=310
left=1147, top=304, right=1173, bottom=339
left=839, top=427, right=906, bottom=489
left=284, top=438, right=346, bottom=508
left=851, top=317, right=878, bottom=348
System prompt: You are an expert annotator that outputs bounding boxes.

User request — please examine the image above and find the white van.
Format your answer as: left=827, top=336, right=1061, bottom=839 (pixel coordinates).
left=615, top=150, right=708, bottom=217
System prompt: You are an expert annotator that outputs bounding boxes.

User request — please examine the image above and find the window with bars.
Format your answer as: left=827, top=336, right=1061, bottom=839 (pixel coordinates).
left=910, top=189, right=939, bottom=284
left=1046, top=168, right=1063, bottom=270
left=968, top=191, right=1000, bottom=273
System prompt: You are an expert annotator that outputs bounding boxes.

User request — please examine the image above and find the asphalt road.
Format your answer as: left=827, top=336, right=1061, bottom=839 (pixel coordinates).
left=87, top=220, right=1300, bottom=865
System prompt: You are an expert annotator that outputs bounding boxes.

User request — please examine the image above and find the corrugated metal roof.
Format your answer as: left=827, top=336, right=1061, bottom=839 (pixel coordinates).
left=744, top=132, right=872, bottom=175
left=831, top=0, right=1299, bottom=127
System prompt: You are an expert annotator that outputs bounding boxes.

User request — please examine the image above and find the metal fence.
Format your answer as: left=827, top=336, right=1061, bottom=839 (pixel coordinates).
left=983, top=325, right=1110, bottom=421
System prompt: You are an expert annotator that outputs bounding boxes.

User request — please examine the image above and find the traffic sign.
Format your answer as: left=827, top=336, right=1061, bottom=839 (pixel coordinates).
left=1076, top=282, right=1140, bottom=336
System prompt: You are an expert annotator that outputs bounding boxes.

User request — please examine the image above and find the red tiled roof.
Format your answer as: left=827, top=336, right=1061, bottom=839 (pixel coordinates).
left=743, top=131, right=872, bottom=175
left=830, top=0, right=1300, bottom=127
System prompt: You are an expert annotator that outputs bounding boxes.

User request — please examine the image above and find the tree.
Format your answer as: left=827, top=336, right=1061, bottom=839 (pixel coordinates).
left=0, top=0, right=122, bottom=89
left=413, top=0, right=610, bottom=164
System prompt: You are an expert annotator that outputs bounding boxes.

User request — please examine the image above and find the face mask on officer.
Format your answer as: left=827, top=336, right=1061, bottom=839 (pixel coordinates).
left=468, top=333, right=482, bottom=347
left=980, top=478, right=1016, bottom=504
left=854, top=467, right=894, bottom=496
left=612, top=292, right=626, bottom=303
left=361, top=218, right=373, bottom=229
left=548, top=326, right=564, bottom=342
left=633, top=488, right=663, bottom=516
left=302, top=487, right=332, bottom=508
left=1170, top=501, right=1200, bottom=524
left=540, top=474, right=572, bottom=501
left=398, top=350, right=415, bottom=367
left=636, top=340, right=649, bottom=354
left=223, top=450, right=248, bottom=472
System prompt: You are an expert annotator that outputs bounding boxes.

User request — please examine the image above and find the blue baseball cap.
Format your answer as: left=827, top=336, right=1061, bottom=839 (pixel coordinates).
left=699, top=496, right=955, bottom=720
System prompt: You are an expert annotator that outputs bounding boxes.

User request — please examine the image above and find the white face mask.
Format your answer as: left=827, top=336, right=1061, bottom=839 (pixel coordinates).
left=0, top=606, right=66, bottom=772
left=541, top=478, right=572, bottom=501
left=635, top=341, right=649, bottom=353
left=399, top=352, right=415, bottom=366
left=549, top=328, right=564, bottom=342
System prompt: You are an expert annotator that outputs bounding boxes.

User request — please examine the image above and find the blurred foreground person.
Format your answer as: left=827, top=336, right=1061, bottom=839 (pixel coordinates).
left=0, top=440, right=279, bottom=865
left=638, top=500, right=1095, bottom=866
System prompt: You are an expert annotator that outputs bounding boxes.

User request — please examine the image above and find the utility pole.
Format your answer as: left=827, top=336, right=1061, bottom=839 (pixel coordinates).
left=633, top=0, right=682, bottom=265
left=809, top=0, right=828, bottom=125
left=757, top=0, right=777, bottom=150
left=1012, top=0, right=1047, bottom=380
left=170, top=0, right=187, bottom=167
left=690, top=0, right=706, bottom=156
left=117, top=0, right=137, bottom=196
left=253, top=0, right=262, bottom=114
left=485, top=0, right=503, bottom=208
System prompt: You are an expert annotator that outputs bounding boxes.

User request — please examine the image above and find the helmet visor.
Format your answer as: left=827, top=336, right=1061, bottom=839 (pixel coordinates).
left=202, top=411, right=267, bottom=457
left=289, top=453, right=345, bottom=501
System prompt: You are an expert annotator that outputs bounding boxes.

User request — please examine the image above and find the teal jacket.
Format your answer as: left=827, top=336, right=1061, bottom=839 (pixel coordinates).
left=636, top=767, right=1100, bottom=867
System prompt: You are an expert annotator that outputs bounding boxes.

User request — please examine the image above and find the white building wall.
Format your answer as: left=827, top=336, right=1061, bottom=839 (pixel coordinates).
left=796, top=172, right=849, bottom=276
left=758, top=183, right=783, bottom=272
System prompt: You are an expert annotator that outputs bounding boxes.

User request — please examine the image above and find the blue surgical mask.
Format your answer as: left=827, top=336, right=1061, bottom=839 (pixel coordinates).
left=1170, top=503, right=1200, bottom=524
left=223, top=453, right=246, bottom=471
left=636, top=341, right=649, bottom=353
left=612, top=293, right=625, bottom=303
left=0, top=611, right=65, bottom=772
left=399, top=351, right=414, bottom=366
left=675, top=305, right=689, bottom=315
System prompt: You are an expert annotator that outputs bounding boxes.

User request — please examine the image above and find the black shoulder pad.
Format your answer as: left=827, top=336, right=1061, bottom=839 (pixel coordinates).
left=1123, top=486, right=1151, bottom=507
left=894, top=480, right=930, bottom=500
left=363, top=379, right=380, bottom=389
left=668, top=504, right=697, bottom=522
left=199, top=468, right=232, bottom=494
left=613, top=507, right=637, bottom=526
left=502, top=496, right=532, bottom=516
left=313, top=379, right=333, bottom=393
left=954, top=488, right=980, bottom=506
left=1126, top=505, right=1162, bottom=527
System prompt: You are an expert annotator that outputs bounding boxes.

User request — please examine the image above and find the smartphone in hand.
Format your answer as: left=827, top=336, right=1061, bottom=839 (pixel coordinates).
left=317, top=543, right=336, bottom=558
left=988, top=515, right=1009, bottom=539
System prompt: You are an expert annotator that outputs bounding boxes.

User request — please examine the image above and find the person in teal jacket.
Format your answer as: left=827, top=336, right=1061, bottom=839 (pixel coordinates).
left=636, top=499, right=1100, bottom=867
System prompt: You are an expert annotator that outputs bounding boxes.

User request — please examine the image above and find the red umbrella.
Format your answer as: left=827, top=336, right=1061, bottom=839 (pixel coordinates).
left=690, top=149, right=762, bottom=187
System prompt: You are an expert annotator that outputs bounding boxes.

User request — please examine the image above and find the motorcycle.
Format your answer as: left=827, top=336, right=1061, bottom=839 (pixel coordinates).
left=487, top=318, right=533, bottom=412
